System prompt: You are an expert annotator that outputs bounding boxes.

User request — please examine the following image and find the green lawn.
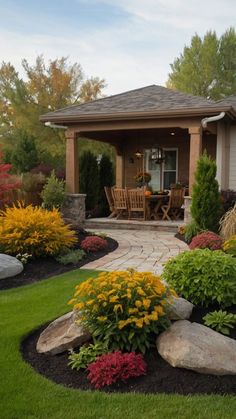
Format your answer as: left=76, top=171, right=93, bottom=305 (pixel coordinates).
left=1, top=269, right=235, bottom=419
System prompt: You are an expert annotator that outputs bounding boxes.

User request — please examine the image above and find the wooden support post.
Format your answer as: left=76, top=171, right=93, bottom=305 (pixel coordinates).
left=188, top=126, right=202, bottom=195
left=116, top=154, right=124, bottom=187
left=65, top=129, right=79, bottom=193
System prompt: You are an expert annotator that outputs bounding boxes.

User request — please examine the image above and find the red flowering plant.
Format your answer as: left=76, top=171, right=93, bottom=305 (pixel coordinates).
left=87, top=351, right=147, bottom=389
left=0, top=151, right=20, bottom=205
left=80, top=236, right=108, bottom=252
left=189, top=231, right=223, bottom=251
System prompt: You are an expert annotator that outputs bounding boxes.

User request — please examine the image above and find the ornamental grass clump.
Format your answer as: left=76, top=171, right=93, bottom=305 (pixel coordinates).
left=162, top=249, right=236, bottom=307
left=0, top=203, right=76, bottom=257
left=189, top=231, right=223, bottom=250
left=69, top=270, right=174, bottom=353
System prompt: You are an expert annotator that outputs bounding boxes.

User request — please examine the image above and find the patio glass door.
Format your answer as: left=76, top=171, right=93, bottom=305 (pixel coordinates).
left=145, top=149, right=177, bottom=190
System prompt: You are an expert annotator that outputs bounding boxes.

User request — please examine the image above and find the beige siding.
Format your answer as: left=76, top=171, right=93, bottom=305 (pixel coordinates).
left=229, top=126, right=236, bottom=190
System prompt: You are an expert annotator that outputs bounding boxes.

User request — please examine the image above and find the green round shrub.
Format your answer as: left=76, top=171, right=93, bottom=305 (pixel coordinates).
left=162, top=249, right=236, bottom=307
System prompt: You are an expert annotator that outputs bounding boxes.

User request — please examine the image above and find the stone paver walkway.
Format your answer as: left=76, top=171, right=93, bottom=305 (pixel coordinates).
left=83, top=229, right=188, bottom=275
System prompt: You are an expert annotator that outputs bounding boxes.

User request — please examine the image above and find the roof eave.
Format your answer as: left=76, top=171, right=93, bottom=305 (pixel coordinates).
left=40, top=106, right=236, bottom=125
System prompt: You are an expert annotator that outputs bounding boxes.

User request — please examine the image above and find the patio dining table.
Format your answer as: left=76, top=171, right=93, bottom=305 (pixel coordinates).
left=145, top=194, right=169, bottom=220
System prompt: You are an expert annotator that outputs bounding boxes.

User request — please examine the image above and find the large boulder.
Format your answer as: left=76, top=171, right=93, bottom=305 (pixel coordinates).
left=36, top=311, right=91, bottom=355
left=0, top=254, right=23, bottom=279
left=168, top=297, right=194, bottom=320
left=156, top=320, right=236, bottom=375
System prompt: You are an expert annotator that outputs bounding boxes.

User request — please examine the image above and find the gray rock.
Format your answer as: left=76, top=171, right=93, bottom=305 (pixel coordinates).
left=0, top=253, right=23, bottom=279
left=36, top=311, right=91, bottom=355
left=156, top=320, right=236, bottom=375
left=168, top=297, right=194, bottom=320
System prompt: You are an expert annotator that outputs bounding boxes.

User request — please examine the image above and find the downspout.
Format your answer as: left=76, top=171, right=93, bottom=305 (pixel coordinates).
left=201, top=112, right=225, bottom=128
left=45, top=121, right=68, bottom=129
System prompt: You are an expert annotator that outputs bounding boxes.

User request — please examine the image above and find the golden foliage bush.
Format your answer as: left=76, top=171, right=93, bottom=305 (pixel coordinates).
left=0, top=203, right=76, bottom=257
left=223, top=235, right=236, bottom=256
left=69, top=270, right=175, bottom=353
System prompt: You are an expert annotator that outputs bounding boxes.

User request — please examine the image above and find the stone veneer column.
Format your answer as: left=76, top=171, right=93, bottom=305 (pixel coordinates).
left=65, top=129, right=79, bottom=194
left=62, top=194, right=86, bottom=225
left=188, top=126, right=202, bottom=195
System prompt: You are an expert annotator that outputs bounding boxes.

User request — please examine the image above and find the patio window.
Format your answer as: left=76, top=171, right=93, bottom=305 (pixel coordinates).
left=145, top=148, right=177, bottom=190
left=163, top=149, right=178, bottom=189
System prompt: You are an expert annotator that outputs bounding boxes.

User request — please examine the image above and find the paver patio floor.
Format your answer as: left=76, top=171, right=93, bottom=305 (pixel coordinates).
left=84, top=229, right=188, bottom=274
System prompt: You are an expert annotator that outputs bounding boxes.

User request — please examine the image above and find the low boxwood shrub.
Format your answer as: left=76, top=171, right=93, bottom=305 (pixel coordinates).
left=80, top=236, right=108, bottom=252
left=189, top=231, right=223, bottom=250
left=69, top=270, right=174, bottom=353
left=0, top=203, right=76, bottom=257
left=87, top=351, right=147, bottom=389
left=162, top=249, right=236, bottom=307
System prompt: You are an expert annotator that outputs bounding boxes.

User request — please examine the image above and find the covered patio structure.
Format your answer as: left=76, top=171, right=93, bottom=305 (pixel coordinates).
left=40, top=85, right=236, bottom=223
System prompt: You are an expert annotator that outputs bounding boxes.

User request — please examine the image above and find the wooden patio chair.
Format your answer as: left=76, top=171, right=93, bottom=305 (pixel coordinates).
left=111, top=187, right=128, bottom=219
left=127, top=188, right=146, bottom=221
left=104, top=186, right=117, bottom=218
left=161, top=187, right=185, bottom=221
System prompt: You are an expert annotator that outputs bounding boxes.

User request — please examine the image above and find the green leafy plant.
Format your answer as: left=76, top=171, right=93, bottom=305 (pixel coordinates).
left=68, top=342, right=109, bottom=370
left=55, top=249, right=85, bottom=265
left=69, top=270, right=173, bottom=353
left=203, top=310, right=236, bottom=335
left=184, top=220, right=201, bottom=243
left=191, top=152, right=223, bottom=232
left=41, top=170, right=65, bottom=210
left=162, top=249, right=236, bottom=307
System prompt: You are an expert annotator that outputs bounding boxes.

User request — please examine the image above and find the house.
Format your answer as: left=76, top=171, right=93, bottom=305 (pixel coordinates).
left=40, top=85, right=236, bottom=220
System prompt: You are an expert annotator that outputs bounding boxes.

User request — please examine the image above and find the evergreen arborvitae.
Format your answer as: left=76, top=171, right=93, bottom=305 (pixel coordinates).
left=12, top=130, right=39, bottom=173
left=79, top=151, right=99, bottom=211
left=99, top=154, right=115, bottom=215
left=191, top=152, right=222, bottom=232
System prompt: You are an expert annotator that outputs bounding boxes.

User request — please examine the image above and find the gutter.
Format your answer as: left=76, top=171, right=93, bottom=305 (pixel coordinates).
left=44, top=121, right=68, bottom=129
left=201, top=112, right=225, bottom=128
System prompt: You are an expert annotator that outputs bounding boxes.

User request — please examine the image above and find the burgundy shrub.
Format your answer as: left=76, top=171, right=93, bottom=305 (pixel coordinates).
left=87, top=351, right=147, bottom=389
left=189, top=231, right=223, bottom=250
left=31, top=164, right=52, bottom=177
left=80, top=236, right=108, bottom=252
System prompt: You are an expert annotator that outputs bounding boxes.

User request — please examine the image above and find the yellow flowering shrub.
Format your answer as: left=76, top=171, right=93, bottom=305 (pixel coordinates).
left=0, top=203, right=76, bottom=257
left=223, top=235, right=236, bottom=256
left=69, top=270, right=175, bottom=353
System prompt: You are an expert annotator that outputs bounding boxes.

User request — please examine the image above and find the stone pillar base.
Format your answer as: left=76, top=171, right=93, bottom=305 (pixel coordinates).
left=184, top=196, right=192, bottom=224
left=62, top=194, right=86, bottom=225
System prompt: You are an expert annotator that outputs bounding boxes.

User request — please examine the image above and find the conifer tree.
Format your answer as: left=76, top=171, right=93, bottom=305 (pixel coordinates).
left=191, top=152, right=222, bottom=232
left=11, top=130, right=39, bottom=173
left=99, top=154, right=115, bottom=215
left=79, top=151, right=99, bottom=211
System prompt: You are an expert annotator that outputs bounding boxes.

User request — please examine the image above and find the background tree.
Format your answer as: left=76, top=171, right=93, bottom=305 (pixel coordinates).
left=98, top=154, right=115, bottom=215
left=191, top=152, right=223, bottom=232
left=11, top=130, right=39, bottom=173
left=167, top=27, right=236, bottom=100
left=0, top=56, right=106, bottom=168
left=79, top=151, right=99, bottom=211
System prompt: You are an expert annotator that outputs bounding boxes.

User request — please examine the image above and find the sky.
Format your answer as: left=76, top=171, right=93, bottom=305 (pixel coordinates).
left=1, top=0, right=235, bottom=95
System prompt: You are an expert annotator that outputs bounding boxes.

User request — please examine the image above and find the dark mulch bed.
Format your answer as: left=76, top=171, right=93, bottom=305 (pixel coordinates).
left=22, top=304, right=236, bottom=396
left=175, top=232, right=188, bottom=244
left=0, top=229, right=118, bottom=291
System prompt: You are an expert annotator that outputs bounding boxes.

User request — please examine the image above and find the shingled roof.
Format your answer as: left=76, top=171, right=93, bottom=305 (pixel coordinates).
left=40, top=84, right=236, bottom=122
